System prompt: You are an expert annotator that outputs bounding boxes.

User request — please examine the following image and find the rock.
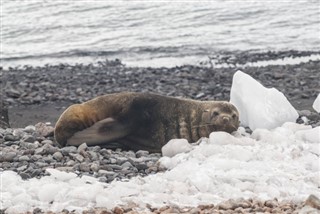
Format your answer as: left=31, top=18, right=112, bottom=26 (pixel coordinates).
left=35, top=147, right=44, bottom=155
left=75, top=154, right=84, bottom=162
left=21, top=135, right=36, bottom=143
left=53, top=152, right=63, bottom=161
left=0, top=152, right=17, bottom=162
left=79, top=163, right=91, bottom=172
left=35, top=122, right=54, bottom=137
left=60, top=146, right=77, bottom=155
left=305, top=194, right=320, bottom=210
left=217, top=199, right=239, bottom=210
left=43, top=143, right=58, bottom=155
left=17, top=165, right=28, bottom=171
left=23, top=125, right=36, bottom=133
left=121, top=161, right=134, bottom=169
left=77, top=143, right=88, bottom=153
left=87, top=151, right=99, bottom=161
left=19, top=172, right=31, bottom=179
left=90, top=163, right=100, bottom=172
left=136, top=150, right=149, bottom=158
left=4, top=134, right=20, bottom=141
left=135, top=163, right=148, bottom=171
left=18, top=155, right=30, bottom=162
left=6, top=88, right=21, bottom=98
left=112, top=206, right=124, bottom=214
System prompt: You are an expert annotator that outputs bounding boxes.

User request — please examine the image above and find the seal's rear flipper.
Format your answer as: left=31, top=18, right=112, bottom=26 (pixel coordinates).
left=67, top=117, right=131, bottom=146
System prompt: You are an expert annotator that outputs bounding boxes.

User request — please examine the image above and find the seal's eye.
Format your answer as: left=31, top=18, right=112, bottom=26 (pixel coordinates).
left=212, top=111, right=219, bottom=117
left=232, top=114, right=237, bottom=119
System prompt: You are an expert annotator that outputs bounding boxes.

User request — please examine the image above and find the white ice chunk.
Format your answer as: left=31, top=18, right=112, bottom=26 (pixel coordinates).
left=313, top=93, right=320, bottom=113
left=161, top=139, right=192, bottom=157
left=295, top=127, right=320, bottom=143
left=38, top=183, right=61, bottom=202
left=230, top=70, right=299, bottom=130
left=46, top=168, right=77, bottom=181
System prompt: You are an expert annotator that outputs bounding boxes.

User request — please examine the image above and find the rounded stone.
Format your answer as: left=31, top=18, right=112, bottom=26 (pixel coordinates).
left=18, top=155, right=30, bottom=162
left=53, top=152, right=63, bottom=161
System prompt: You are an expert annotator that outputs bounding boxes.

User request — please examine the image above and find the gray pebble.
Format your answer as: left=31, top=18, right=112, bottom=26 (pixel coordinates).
left=116, top=157, right=129, bottom=165
left=135, top=163, right=148, bottom=171
left=18, top=155, right=30, bottom=162
left=30, top=169, right=42, bottom=177
left=53, top=152, right=63, bottom=161
left=98, top=169, right=116, bottom=176
left=87, top=151, right=99, bottom=161
left=60, top=146, right=77, bottom=155
left=121, top=161, right=134, bottom=169
left=109, top=164, right=123, bottom=170
left=91, top=146, right=101, bottom=152
left=4, top=134, right=20, bottom=141
left=41, top=139, right=54, bottom=145
left=43, top=156, right=54, bottom=163
left=1, top=152, right=17, bottom=162
left=17, top=165, right=28, bottom=171
left=79, top=163, right=91, bottom=172
left=136, top=150, right=149, bottom=158
left=90, top=162, right=100, bottom=172
left=35, top=147, right=44, bottom=155
left=109, top=158, right=117, bottom=164
left=4, top=141, right=19, bottom=146
left=20, top=172, right=31, bottom=180
left=43, top=143, right=58, bottom=155
left=66, top=160, right=76, bottom=166
left=77, top=143, right=88, bottom=153
left=75, top=154, right=84, bottom=162
left=36, top=162, right=48, bottom=168
left=125, top=151, right=136, bottom=158
left=32, top=155, right=43, bottom=161
left=22, top=135, right=36, bottom=143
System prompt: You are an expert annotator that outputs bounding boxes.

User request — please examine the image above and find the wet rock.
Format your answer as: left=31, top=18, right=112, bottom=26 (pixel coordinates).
left=18, top=155, right=30, bottom=162
left=4, top=134, right=20, bottom=141
left=75, top=154, right=85, bottom=162
left=6, top=88, right=21, bottom=98
left=35, top=122, right=54, bottom=137
left=305, top=194, right=320, bottom=210
left=1, top=152, right=17, bottom=162
left=77, top=143, right=88, bottom=153
left=136, top=150, right=149, bottom=158
left=60, top=146, right=77, bottom=155
left=43, top=143, right=58, bottom=155
left=53, top=151, right=63, bottom=161
left=21, top=134, right=36, bottom=143
left=19, top=172, right=31, bottom=179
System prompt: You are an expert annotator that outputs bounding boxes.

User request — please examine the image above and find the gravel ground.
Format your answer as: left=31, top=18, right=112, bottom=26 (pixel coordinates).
left=1, top=50, right=320, bottom=213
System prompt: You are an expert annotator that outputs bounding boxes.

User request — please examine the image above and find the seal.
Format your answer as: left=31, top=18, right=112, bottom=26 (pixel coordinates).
left=54, top=92, right=240, bottom=152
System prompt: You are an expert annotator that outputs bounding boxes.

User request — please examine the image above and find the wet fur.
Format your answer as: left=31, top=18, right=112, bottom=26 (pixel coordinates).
left=54, top=92, right=240, bottom=152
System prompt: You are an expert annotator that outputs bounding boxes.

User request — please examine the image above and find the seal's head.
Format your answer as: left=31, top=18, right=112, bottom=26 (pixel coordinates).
left=201, top=102, right=240, bottom=134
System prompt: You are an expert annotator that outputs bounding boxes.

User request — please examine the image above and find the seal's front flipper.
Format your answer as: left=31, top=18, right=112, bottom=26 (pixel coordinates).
left=67, top=117, right=131, bottom=146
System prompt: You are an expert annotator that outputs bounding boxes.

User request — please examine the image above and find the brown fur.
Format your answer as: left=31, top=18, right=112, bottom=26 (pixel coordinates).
left=55, top=92, right=240, bottom=152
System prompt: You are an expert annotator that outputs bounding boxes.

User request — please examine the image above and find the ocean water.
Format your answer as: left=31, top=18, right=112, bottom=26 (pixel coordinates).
left=1, top=0, right=320, bottom=68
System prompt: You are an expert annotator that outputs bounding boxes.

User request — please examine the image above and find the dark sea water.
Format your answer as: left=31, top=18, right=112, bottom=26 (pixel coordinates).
left=1, top=0, right=320, bottom=68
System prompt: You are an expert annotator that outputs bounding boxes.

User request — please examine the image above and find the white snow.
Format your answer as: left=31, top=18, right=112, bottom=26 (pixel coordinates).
left=230, top=70, right=299, bottom=130
left=313, top=93, right=320, bottom=113
left=2, top=122, right=320, bottom=213
left=161, top=139, right=192, bottom=157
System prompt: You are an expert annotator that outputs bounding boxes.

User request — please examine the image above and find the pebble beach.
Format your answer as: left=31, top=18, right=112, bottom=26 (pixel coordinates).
left=1, top=50, right=320, bottom=213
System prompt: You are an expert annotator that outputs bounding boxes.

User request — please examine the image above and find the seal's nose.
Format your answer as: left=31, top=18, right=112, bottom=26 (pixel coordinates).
left=223, top=116, right=230, bottom=123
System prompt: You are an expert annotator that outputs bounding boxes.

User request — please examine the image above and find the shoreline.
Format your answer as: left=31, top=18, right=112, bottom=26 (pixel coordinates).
left=1, top=51, right=320, bottom=128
